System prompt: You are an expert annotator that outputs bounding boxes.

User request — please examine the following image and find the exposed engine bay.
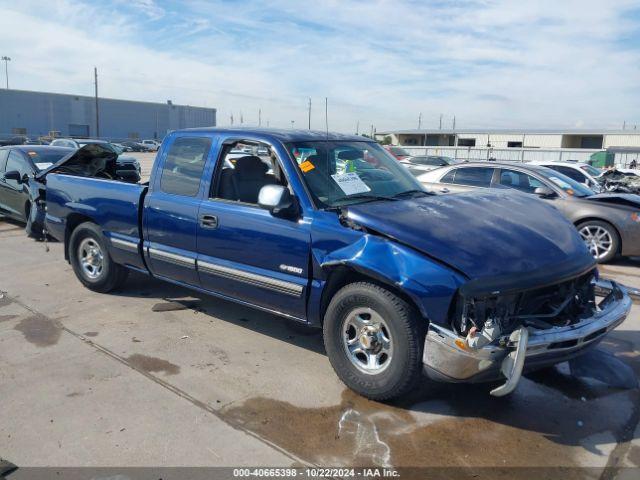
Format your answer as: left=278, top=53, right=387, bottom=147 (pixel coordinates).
left=453, top=270, right=597, bottom=349
left=597, top=168, right=640, bottom=194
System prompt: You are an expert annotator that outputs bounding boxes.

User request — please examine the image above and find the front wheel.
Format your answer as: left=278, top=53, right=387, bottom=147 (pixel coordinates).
left=577, top=220, right=619, bottom=263
left=68, top=222, right=129, bottom=292
left=323, top=282, right=426, bottom=401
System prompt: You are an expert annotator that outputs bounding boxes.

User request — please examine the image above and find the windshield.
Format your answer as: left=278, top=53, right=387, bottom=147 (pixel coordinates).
left=538, top=167, right=595, bottom=197
left=287, top=141, right=427, bottom=207
left=25, top=150, right=72, bottom=171
left=580, top=164, right=602, bottom=177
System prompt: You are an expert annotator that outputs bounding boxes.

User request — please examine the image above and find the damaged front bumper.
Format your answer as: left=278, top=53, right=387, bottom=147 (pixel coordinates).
left=422, top=280, right=631, bottom=395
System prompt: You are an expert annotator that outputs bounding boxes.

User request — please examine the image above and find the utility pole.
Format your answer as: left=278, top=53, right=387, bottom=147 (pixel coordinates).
left=623, top=120, right=626, bottom=130
left=308, top=97, right=311, bottom=129
left=258, top=108, right=262, bottom=126
left=418, top=112, right=422, bottom=129
left=439, top=113, right=443, bottom=130
left=1, top=56, right=10, bottom=89
left=94, top=67, right=100, bottom=138
left=452, top=115, right=456, bottom=130
left=356, top=120, right=359, bottom=135
left=291, top=120, right=295, bottom=129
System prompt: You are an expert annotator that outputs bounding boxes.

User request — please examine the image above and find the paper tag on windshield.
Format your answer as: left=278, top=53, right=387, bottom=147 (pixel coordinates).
left=35, top=162, right=53, bottom=170
left=331, top=172, right=371, bottom=195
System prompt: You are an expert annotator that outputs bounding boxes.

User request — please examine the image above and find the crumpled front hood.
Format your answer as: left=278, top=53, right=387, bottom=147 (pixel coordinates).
left=36, top=143, right=118, bottom=180
left=346, top=190, right=594, bottom=281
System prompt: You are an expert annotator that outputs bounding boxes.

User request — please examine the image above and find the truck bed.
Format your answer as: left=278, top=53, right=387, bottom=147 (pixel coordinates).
left=45, top=174, right=148, bottom=270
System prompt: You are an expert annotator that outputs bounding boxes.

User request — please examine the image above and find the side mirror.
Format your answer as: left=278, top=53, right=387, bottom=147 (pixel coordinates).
left=258, top=184, right=295, bottom=215
left=3, top=170, right=22, bottom=184
left=533, top=186, right=554, bottom=197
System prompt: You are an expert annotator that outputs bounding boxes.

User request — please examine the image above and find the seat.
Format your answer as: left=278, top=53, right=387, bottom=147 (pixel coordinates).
left=223, top=155, right=278, bottom=203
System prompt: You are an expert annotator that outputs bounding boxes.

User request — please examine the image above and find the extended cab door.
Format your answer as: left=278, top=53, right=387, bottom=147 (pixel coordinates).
left=195, top=139, right=311, bottom=320
left=143, top=135, right=213, bottom=286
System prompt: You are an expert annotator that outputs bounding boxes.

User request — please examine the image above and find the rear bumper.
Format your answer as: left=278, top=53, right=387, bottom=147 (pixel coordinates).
left=423, top=280, right=631, bottom=384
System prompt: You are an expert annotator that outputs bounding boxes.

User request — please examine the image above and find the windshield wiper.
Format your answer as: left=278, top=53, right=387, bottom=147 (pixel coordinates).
left=334, top=193, right=398, bottom=205
left=392, top=189, right=431, bottom=198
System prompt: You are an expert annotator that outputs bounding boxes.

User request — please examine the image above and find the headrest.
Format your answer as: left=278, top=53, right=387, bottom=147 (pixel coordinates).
left=337, top=150, right=362, bottom=161
left=235, top=155, right=268, bottom=178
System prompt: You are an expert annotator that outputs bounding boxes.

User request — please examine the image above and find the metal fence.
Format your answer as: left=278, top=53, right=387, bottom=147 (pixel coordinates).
left=402, top=146, right=601, bottom=163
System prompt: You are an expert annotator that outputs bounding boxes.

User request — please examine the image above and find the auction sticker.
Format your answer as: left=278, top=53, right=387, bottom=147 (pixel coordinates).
left=331, top=172, right=371, bottom=195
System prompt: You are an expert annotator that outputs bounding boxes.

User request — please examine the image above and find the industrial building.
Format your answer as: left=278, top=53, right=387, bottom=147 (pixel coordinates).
left=0, top=88, right=217, bottom=140
left=375, top=128, right=640, bottom=165
left=374, top=128, right=640, bottom=149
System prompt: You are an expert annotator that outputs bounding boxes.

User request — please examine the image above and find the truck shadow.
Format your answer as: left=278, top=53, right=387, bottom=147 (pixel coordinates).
left=113, top=271, right=326, bottom=355
left=112, top=271, right=640, bottom=468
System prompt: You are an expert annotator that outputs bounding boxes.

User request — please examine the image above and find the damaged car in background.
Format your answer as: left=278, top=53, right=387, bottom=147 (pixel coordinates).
left=418, top=162, right=640, bottom=263
left=38, top=128, right=631, bottom=400
left=26, top=143, right=143, bottom=239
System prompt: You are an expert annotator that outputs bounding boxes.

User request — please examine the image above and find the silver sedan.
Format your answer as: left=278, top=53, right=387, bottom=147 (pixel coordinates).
left=417, top=162, right=640, bottom=263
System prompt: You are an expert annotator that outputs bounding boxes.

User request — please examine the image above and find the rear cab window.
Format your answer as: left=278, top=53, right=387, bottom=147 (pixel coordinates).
left=159, top=136, right=212, bottom=197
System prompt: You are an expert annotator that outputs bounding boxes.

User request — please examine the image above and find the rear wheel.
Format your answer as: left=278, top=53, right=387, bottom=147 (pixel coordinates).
left=577, top=220, right=619, bottom=263
left=68, top=222, right=128, bottom=292
left=323, top=282, right=426, bottom=401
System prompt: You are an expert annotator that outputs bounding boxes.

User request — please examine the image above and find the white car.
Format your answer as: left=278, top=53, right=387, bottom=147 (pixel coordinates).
left=528, top=161, right=604, bottom=192
left=400, top=155, right=463, bottom=177
left=140, top=140, right=161, bottom=151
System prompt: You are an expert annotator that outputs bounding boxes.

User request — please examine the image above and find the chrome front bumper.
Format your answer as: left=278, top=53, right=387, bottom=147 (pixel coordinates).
left=423, top=280, right=632, bottom=393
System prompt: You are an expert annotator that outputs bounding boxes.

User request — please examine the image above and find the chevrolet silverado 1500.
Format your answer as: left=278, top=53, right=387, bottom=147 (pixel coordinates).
left=38, top=128, right=631, bottom=400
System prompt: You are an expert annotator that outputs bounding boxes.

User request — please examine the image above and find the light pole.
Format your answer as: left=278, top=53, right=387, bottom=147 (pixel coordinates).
left=1, top=56, right=10, bottom=89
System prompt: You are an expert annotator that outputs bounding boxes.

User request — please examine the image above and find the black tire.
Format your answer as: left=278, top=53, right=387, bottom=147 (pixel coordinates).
left=576, top=220, right=620, bottom=264
left=68, top=222, right=128, bottom=293
left=323, top=282, right=426, bottom=401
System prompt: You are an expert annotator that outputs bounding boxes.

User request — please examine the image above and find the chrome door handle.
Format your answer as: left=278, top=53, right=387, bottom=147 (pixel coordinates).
left=440, top=187, right=450, bottom=193
left=200, top=214, right=218, bottom=229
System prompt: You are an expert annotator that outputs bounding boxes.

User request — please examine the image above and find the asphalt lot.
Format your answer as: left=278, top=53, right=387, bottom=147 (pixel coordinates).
left=1, top=155, right=639, bottom=475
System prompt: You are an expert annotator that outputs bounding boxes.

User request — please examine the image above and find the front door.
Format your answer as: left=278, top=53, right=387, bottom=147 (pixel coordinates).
left=144, top=135, right=212, bottom=286
left=196, top=141, right=311, bottom=320
left=0, top=150, right=31, bottom=219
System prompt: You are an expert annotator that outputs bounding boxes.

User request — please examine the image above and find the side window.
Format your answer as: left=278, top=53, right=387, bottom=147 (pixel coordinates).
left=213, top=141, right=285, bottom=204
left=6, top=151, right=29, bottom=175
left=160, top=137, right=211, bottom=197
left=452, top=167, right=494, bottom=187
left=555, top=166, right=586, bottom=183
left=499, top=169, right=543, bottom=193
left=0, top=150, right=9, bottom=173
left=440, top=169, right=456, bottom=183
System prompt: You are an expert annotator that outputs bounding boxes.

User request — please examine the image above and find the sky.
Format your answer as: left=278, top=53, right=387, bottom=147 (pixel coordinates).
left=0, top=0, right=639, bottom=133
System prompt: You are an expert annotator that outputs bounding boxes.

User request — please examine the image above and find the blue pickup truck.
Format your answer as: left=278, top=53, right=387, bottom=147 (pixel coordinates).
left=39, top=128, right=631, bottom=400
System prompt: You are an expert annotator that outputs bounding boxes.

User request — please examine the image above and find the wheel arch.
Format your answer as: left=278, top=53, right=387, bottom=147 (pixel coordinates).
left=64, top=213, right=97, bottom=261
left=318, top=264, right=428, bottom=327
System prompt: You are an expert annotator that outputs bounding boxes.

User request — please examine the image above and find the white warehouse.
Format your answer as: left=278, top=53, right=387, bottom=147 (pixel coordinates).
left=374, top=129, right=640, bottom=165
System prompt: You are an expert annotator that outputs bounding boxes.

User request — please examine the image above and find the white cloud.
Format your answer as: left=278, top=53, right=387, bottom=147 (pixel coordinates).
left=0, top=0, right=639, bottom=132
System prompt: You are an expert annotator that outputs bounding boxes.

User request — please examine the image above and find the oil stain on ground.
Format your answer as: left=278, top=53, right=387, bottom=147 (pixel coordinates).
left=14, top=315, right=61, bottom=347
left=126, top=353, right=180, bottom=375
left=223, top=338, right=640, bottom=474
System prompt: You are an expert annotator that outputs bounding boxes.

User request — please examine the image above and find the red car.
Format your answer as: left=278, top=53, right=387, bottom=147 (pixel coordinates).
left=383, top=145, right=411, bottom=161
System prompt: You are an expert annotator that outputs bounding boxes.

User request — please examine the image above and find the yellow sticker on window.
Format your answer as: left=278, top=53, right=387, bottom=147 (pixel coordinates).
left=300, top=160, right=315, bottom=173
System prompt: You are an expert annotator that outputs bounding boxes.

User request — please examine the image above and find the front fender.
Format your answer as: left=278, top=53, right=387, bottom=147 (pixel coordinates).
left=313, top=234, right=465, bottom=326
